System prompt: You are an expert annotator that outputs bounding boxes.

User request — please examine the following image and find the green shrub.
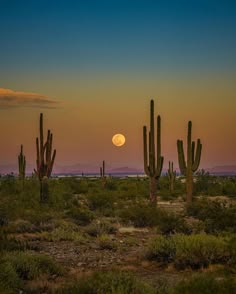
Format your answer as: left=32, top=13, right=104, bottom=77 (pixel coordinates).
left=146, top=234, right=230, bottom=269
left=0, top=261, right=22, bottom=292
left=118, top=204, right=159, bottom=227
left=173, top=234, right=229, bottom=269
left=57, top=270, right=156, bottom=294
left=66, top=207, right=94, bottom=225
left=146, top=235, right=176, bottom=262
left=97, top=234, right=118, bottom=251
left=87, top=192, right=115, bottom=212
left=85, top=221, right=117, bottom=237
left=186, top=199, right=236, bottom=233
left=1, top=252, right=64, bottom=279
left=174, top=273, right=236, bottom=294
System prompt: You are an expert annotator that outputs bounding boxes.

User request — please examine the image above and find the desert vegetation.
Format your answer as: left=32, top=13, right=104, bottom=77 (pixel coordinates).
left=0, top=100, right=235, bottom=293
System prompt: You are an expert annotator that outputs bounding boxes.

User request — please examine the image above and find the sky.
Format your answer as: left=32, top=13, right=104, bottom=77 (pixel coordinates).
left=0, top=0, right=236, bottom=172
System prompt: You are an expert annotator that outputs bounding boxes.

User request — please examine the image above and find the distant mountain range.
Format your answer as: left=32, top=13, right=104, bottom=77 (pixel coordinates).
left=0, top=164, right=236, bottom=176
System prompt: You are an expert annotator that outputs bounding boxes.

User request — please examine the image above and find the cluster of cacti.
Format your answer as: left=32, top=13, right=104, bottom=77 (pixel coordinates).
left=143, top=99, right=164, bottom=204
left=167, top=161, right=176, bottom=193
left=34, top=113, right=56, bottom=202
left=177, top=121, right=202, bottom=203
left=100, top=160, right=106, bottom=188
left=18, top=145, right=26, bottom=181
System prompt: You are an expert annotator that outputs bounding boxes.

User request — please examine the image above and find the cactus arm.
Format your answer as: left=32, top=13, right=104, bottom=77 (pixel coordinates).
left=143, top=126, right=150, bottom=176
left=192, top=139, right=202, bottom=171
left=177, top=140, right=187, bottom=175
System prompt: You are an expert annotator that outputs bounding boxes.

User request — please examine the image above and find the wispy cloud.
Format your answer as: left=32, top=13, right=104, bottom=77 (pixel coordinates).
left=0, top=88, right=58, bottom=109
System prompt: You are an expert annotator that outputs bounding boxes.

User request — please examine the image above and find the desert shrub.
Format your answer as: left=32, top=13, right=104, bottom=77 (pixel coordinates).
left=97, top=234, right=118, bottom=250
left=145, top=235, right=176, bottom=262
left=156, top=212, right=191, bottom=235
left=85, top=221, right=117, bottom=237
left=173, top=234, right=229, bottom=269
left=57, top=270, right=155, bottom=294
left=118, top=204, right=189, bottom=233
left=0, top=208, right=8, bottom=226
left=0, top=230, right=30, bottom=252
left=222, top=179, right=236, bottom=197
left=146, top=234, right=230, bottom=269
left=174, top=273, right=236, bottom=294
left=0, top=261, right=22, bottom=293
left=66, top=207, right=94, bottom=225
left=186, top=199, right=236, bottom=233
left=7, top=219, right=38, bottom=234
left=0, top=252, right=64, bottom=292
left=118, top=204, right=159, bottom=227
left=39, top=227, right=85, bottom=242
left=87, top=192, right=115, bottom=214
left=206, top=181, right=223, bottom=196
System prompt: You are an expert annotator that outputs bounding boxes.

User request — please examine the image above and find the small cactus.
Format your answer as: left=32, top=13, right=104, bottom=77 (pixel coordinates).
left=167, top=161, right=176, bottom=193
left=18, top=145, right=26, bottom=180
left=100, top=160, right=106, bottom=188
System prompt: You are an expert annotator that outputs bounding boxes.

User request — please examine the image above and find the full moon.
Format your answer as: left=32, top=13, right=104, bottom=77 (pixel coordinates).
left=112, top=134, right=126, bottom=147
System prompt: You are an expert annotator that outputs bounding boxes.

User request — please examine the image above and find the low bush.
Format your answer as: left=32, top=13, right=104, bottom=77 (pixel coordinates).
left=174, top=273, right=236, bottom=294
left=186, top=199, right=236, bottom=233
left=146, top=234, right=231, bottom=269
left=85, top=220, right=117, bottom=237
left=66, top=207, right=94, bottom=225
left=0, top=251, right=64, bottom=292
left=57, top=270, right=156, bottom=294
left=97, top=234, right=118, bottom=251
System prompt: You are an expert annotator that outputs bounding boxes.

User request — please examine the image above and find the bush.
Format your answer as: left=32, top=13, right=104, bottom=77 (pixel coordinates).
left=119, top=204, right=190, bottom=234
left=118, top=204, right=159, bottom=227
left=145, top=235, right=176, bottom=262
left=186, top=199, right=236, bottom=233
left=85, top=220, right=117, bottom=237
left=146, top=234, right=230, bottom=269
left=57, top=270, right=156, bottom=294
left=87, top=192, right=115, bottom=213
left=97, top=234, right=118, bottom=251
left=66, top=207, right=94, bottom=225
left=174, top=273, right=236, bottom=294
left=173, top=234, right=229, bottom=269
left=0, top=251, right=64, bottom=280
left=0, top=252, right=64, bottom=292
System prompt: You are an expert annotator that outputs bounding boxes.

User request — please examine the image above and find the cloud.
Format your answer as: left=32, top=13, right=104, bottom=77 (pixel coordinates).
left=0, top=88, right=58, bottom=109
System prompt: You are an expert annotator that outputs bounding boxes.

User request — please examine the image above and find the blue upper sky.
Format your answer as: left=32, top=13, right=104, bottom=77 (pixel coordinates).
left=1, top=0, right=236, bottom=75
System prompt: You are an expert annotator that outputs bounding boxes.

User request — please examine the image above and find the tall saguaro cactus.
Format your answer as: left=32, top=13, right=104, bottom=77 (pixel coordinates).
left=143, top=99, right=164, bottom=204
left=167, top=161, right=176, bottom=193
left=18, top=145, right=26, bottom=180
left=34, top=113, right=56, bottom=202
left=177, top=121, right=202, bottom=203
left=100, top=160, right=106, bottom=188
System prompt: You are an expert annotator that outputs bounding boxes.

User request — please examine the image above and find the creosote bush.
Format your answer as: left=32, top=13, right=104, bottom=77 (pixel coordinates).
left=186, top=199, right=236, bottom=233
left=146, top=234, right=231, bottom=269
left=174, top=273, right=236, bottom=294
left=57, top=270, right=156, bottom=294
left=0, top=251, right=64, bottom=292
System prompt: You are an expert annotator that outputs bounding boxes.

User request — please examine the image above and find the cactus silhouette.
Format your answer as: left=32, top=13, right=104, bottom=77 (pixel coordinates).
left=143, top=99, right=164, bottom=204
left=167, top=161, right=176, bottom=193
left=177, top=121, right=202, bottom=203
left=34, top=113, right=56, bottom=202
left=100, top=160, right=106, bottom=188
left=18, top=145, right=26, bottom=180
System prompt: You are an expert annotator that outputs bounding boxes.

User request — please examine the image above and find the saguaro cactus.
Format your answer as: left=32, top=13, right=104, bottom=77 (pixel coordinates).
left=143, top=99, right=164, bottom=204
left=100, top=160, right=106, bottom=188
left=177, top=121, right=202, bottom=203
left=167, top=161, right=176, bottom=193
left=34, top=113, right=56, bottom=202
left=18, top=145, right=26, bottom=180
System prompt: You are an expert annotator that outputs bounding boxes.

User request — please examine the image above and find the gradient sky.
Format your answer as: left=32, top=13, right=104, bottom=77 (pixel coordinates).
left=0, top=0, right=236, bottom=172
